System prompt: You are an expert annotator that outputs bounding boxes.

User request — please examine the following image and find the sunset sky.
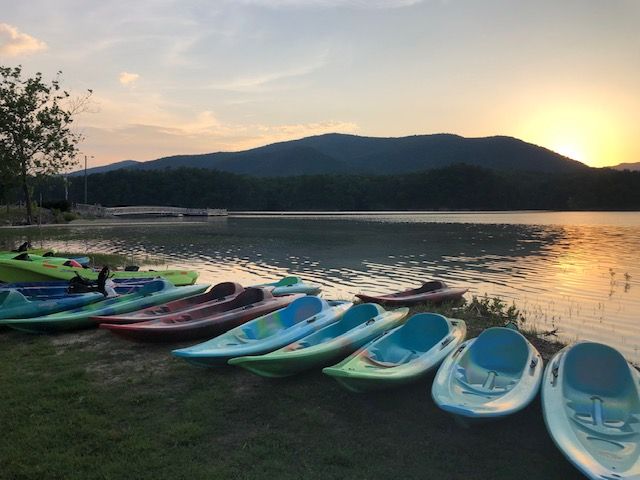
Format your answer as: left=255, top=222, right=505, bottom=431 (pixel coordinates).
left=1, top=0, right=638, bottom=168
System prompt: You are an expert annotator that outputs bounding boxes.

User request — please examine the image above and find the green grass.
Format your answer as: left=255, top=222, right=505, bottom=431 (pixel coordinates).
left=0, top=302, right=580, bottom=480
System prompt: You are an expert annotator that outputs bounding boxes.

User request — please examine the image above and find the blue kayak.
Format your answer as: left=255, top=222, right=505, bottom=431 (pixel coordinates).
left=173, top=296, right=352, bottom=367
left=0, top=290, right=104, bottom=320
left=0, top=279, right=154, bottom=299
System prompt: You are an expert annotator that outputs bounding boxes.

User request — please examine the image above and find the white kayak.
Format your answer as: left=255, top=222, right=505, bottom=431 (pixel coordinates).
left=542, top=341, right=640, bottom=480
left=431, top=326, right=543, bottom=424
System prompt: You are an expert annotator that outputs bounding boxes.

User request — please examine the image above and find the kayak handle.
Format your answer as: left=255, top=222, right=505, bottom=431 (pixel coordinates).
left=529, top=357, right=539, bottom=370
left=452, top=343, right=467, bottom=358
left=365, top=318, right=376, bottom=326
left=306, top=316, right=316, bottom=323
left=440, top=336, right=454, bottom=349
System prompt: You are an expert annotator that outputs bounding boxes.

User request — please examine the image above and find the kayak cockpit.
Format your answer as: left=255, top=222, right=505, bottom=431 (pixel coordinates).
left=563, top=343, right=640, bottom=439
left=454, top=328, right=529, bottom=395
left=366, top=313, right=450, bottom=366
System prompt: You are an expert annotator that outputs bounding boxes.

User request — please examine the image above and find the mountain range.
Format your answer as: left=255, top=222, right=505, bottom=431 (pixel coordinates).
left=73, top=133, right=594, bottom=177
left=611, top=162, right=640, bottom=171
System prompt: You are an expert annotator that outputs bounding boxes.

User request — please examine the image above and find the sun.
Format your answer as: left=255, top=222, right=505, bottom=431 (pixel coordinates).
left=551, top=143, right=586, bottom=162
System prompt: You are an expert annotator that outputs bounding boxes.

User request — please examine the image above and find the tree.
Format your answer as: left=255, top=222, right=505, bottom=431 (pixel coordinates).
left=0, top=66, right=91, bottom=223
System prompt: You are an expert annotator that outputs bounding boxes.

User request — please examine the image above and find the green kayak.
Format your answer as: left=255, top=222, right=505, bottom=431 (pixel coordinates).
left=0, top=279, right=209, bottom=333
left=0, top=253, right=82, bottom=267
left=323, top=313, right=467, bottom=392
left=0, top=257, right=198, bottom=286
left=229, top=304, right=409, bottom=377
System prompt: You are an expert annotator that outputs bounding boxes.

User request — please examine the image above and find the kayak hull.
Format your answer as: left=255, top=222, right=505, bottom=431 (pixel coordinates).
left=230, top=304, right=409, bottom=377
left=323, top=314, right=467, bottom=392
left=542, top=342, right=640, bottom=480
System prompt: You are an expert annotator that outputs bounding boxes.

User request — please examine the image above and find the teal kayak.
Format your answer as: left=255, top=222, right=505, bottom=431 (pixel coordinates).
left=0, top=290, right=104, bottom=319
left=230, top=303, right=409, bottom=377
left=323, top=313, right=466, bottom=392
left=173, top=296, right=352, bottom=367
left=0, top=279, right=209, bottom=333
left=252, top=276, right=321, bottom=296
left=431, top=326, right=543, bottom=423
left=542, top=342, right=640, bottom=479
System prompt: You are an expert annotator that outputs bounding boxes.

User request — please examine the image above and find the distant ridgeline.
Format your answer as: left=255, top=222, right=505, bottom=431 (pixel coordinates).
left=71, top=133, right=588, bottom=177
left=33, top=134, right=639, bottom=210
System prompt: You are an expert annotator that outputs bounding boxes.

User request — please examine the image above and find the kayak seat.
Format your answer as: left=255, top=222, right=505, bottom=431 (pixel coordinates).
left=454, top=365, right=517, bottom=396
left=563, top=342, right=640, bottom=437
left=469, top=328, right=530, bottom=375
left=367, top=313, right=450, bottom=365
left=453, top=328, right=528, bottom=395
left=138, top=279, right=172, bottom=296
left=415, top=281, right=446, bottom=294
left=209, top=282, right=243, bottom=299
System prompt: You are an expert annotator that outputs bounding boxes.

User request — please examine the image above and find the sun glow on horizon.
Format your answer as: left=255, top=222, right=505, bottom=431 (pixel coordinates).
left=517, top=101, right=628, bottom=168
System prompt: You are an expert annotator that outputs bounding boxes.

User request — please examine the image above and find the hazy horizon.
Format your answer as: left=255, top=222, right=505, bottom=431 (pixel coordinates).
left=2, top=0, right=639, bottom=168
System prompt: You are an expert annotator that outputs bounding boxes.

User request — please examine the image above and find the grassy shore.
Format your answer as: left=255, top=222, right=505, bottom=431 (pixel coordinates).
left=0, top=297, right=580, bottom=480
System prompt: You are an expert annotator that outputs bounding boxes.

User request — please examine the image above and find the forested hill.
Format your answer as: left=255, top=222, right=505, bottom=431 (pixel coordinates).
left=75, top=133, right=588, bottom=177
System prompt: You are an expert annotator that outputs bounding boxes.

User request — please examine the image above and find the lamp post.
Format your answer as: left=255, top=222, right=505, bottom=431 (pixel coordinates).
left=83, top=155, right=94, bottom=204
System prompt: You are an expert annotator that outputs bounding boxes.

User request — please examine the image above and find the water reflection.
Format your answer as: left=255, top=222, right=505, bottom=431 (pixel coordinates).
left=1, top=213, right=638, bottom=361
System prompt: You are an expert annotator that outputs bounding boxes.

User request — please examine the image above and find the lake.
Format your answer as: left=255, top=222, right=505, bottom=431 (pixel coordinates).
left=2, top=211, right=639, bottom=362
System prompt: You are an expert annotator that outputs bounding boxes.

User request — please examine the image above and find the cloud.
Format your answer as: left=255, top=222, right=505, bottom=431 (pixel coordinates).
left=119, top=71, right=140, bottom=85
left=79, top=112, right=358, bottom=164
left=0, top=23, right=47, bottom=57
left=235, top=0, right=423, bottom=8
left=212, top=51, right=329, bottom=91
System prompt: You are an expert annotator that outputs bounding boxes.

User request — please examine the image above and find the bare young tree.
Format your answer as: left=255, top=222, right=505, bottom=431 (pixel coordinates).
left=0, top=66, right=92, bottom=223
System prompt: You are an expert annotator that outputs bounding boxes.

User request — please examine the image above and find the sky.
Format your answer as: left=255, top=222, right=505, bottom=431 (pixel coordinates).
left=1, top=0, right=639, bottom=168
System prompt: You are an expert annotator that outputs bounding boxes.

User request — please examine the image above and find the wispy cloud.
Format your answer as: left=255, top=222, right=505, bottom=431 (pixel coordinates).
left=235, top=0, right=423, bottom=8
left=0, top=23, right=47, bottom=57
left=211, top=51, right=329, bottom=92
left=119, top=71, right=140, bottom=86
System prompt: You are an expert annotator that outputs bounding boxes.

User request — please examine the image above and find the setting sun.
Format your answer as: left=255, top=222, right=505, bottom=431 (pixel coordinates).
left=517, top=99, right=630, bottom=168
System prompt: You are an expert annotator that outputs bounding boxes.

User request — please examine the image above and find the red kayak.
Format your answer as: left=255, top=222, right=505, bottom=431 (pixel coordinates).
left=92, top=281, right=244, bottom=325
left=99, top=287, right=304, bottom=342
left=355, top=280, right=467, bottom=306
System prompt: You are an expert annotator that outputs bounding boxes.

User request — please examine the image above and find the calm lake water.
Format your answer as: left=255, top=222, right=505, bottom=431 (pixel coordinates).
left=1, top=211, right=639, bottom=361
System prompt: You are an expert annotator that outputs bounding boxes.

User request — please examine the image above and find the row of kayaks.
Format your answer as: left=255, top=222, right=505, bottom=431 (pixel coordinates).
left=173, top=298, right=639, bottom=480
left=9, top=280, right=629, bottom=480
left=1, top=252, right=637, bottom=478
left=0, top=277, right=323, bottom=333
